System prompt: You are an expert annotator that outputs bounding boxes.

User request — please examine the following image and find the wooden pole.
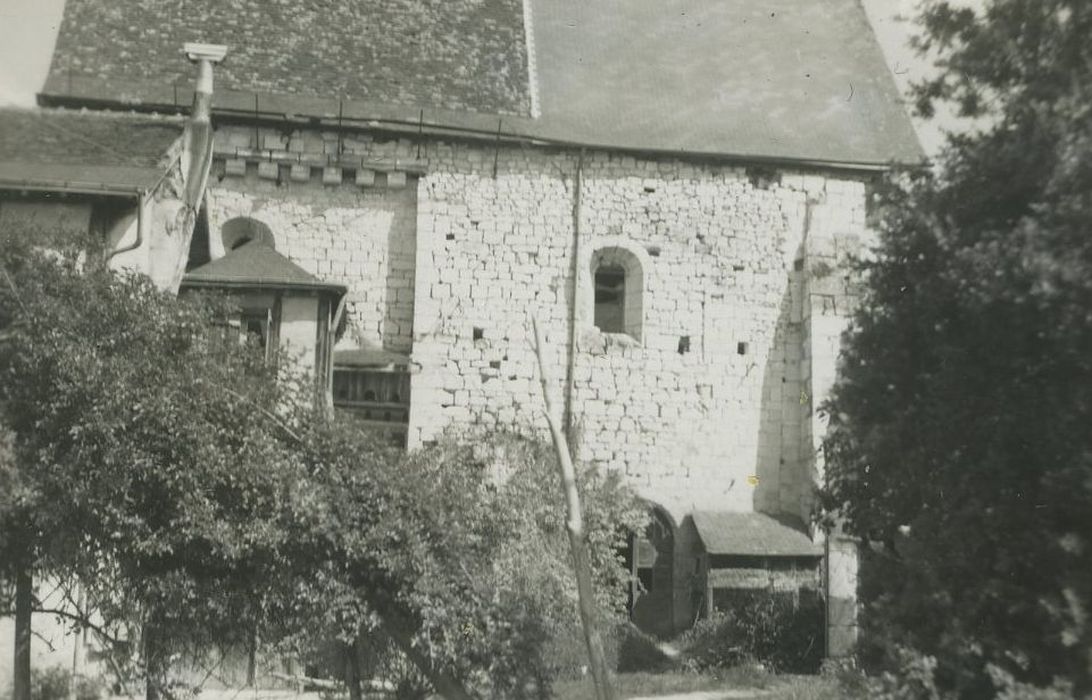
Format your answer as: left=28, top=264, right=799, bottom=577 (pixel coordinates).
left=13, top=567, right=31, bottom=700
left=531, top=317, right=616, bottom=700
left=563, top=149, right=584, bottom=439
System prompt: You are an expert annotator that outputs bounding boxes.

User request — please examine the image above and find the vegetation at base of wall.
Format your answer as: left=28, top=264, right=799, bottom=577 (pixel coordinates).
left=675, top=593, right=824, bottom=674
left=615, top=623, right=675, bottom=675
left=28, top=667, right=103, bottom=700
left=0, top=233, right=645, bottom=699
left=821, top=0, right=1092, bottom=696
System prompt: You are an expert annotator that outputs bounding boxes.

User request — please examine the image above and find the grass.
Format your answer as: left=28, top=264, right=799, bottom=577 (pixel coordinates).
left=551, top=670, right=851, bottom=699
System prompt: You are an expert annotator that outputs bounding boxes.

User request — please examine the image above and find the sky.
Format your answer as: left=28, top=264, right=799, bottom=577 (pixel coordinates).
left=0, top=0, right=980, bottom=157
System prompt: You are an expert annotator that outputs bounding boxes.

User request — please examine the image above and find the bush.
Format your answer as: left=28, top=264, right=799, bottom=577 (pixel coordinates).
left=30, top=667, right=70, bottom=700
left=677, top=592, right=824, bottom=673
left=615, top=623, right=674, bottom=674
left=73, top=675, right=103, bottom=700
left=855, top=648, right=1077, bottom=700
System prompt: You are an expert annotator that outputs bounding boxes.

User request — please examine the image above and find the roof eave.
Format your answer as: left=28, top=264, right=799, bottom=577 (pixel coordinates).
left=38, top=89, right=927, bottom=173
left=180, top=277, right=347, bottom=295
left=0, top=177, right=145, bottom=197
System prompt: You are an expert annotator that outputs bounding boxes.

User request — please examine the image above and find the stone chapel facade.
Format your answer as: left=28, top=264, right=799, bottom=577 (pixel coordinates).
left=0, top=0, right=923, bottom=672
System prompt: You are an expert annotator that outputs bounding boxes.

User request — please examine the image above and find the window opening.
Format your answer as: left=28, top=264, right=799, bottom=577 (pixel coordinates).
left=221, top=217, right=276, bottom=252
left=333, top=368, right=411, bottom=447
left=594, top=265, right=626, bottom=334
left=241, top=309, right=270, bottom=353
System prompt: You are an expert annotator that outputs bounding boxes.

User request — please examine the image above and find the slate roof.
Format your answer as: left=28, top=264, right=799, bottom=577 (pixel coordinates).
left=0, top=108, right=183, bottom=192
left=41, top=0, right=923, bottom=166
left=692, top=511, right=821, bottom=557
left=182, top=241, right=346, bottom=295
left=44, top=0, right=530, bottom=117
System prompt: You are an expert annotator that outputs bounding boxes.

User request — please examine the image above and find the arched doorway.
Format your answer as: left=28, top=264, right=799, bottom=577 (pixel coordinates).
left=626, top=507, right=675, bottom=637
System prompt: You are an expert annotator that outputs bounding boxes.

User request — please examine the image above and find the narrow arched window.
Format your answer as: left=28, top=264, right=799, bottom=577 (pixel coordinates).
left=590, top=246, right=644, bottom=341
left=594, top=265, right=626, bottom=334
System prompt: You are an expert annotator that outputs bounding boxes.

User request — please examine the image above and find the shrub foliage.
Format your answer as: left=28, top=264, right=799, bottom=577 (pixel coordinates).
left=0, top=234, right=644, bottom=698
left=678, top=593, right=824, bottom=674
left=821, top=0, right=1092, bottom=695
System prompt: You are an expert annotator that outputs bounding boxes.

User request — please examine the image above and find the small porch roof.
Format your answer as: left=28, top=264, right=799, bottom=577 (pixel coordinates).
left=693, top=511, right=821, bottom=558
left=181, top=241, right=346, bottom=295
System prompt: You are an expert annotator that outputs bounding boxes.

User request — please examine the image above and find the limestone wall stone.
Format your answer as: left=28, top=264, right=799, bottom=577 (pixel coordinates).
left=204, top=158, right=417, bottom=353
left=411, top=142, right=868, bottom=529
left=204, top=125, right=867, bottom=525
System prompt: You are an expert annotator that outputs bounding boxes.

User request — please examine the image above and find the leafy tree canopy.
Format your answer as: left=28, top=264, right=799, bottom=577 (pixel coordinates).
left=1, top=232, right=645, bottom=699
left=822, top=0, right=1092, bottom=695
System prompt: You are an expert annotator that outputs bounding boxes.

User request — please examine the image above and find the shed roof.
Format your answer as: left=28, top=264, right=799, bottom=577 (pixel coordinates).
left=41, top=0, right=923, bottom=167
left=692, top=511, right=821, bottom=558
left=334, top=345, right=414, bottom=370
left=0, top=108, right=182, bottom=193
left=182, top=241, right=346, bottom=295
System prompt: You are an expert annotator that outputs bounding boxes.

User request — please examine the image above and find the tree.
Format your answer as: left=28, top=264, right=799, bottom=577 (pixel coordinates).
left=0, top=233, right=309, bottom=699
left=268, top=420, right=644, bottom=700
left=2, top=232, right=646, bottom=700
left=821, top=1, right=1092, bottom=695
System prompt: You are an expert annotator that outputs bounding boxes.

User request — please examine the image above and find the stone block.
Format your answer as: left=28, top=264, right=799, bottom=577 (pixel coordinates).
left=387, top=171, right=408, bottom=188
left=289, top=164, right=311, bottom=182
left=322, top=167, right=342, bottom=185
left=356, top=168, right=376, bottom=186
left=257, top=161, right=279, bottom=180
left=223, top=159, right=247, bottom=177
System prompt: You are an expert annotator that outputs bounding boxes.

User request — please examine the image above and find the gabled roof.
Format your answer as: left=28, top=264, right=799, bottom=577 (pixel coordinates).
left=41, top=0, right=923, bottom=167
left=692, top=511, right=820, bottom=558
left=182, top=241, right=346, bottom=295
left=0, top=108, right=183, bottom=193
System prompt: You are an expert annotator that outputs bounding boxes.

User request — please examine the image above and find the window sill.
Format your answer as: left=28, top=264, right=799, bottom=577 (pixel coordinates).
left=581, top=326, right=642, bottom=354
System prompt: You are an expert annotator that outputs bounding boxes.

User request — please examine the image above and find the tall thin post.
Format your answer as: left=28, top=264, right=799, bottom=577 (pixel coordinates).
left=531, top=317, right=616, bottom=700
left=13, top=567, right=32, bottom=700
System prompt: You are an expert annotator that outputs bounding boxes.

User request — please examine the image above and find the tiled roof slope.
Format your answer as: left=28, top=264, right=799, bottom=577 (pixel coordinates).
left=531, top=0, right=924, bottom=165
left=45, top=0, right=530, bottom=117
left=183, top=241, right=346, bottom=294
left=0, top=108, right=181, bottom=168
left=692, top=511, right=821, bottom=557
left=41, top=0, right=923, bottom=166
left=0, top=108, right=183, bottom=191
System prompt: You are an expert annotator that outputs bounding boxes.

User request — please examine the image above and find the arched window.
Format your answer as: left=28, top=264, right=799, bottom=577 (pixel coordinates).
left=590, top=245, right=644, bottom=341
left=221, top=217, right=276, bottom=251
left=594, top=265, right=626, bottom=333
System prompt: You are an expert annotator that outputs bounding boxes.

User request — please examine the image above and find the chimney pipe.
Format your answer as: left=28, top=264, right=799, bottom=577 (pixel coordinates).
left=184, top=43, right=227, bottom=125
left=163, top=42, right=227, bottom=292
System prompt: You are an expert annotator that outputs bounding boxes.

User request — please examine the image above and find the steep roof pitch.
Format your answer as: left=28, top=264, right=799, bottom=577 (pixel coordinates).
left=182, top=241, right=347, bottom=295
left=530, top=0, right=924, bottom=165
left=42, top=0, right=922, bottom=166
left=0, top=108, right=183, bottom=192
left=44, top=0, right=530, bottom=117
left=692, top=511, right=821, bottom=557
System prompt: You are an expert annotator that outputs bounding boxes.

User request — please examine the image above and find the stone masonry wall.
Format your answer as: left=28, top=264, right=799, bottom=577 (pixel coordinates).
left=202, top=123, right=868, bottom=528
left=412, top=142, right=868, bottom=527
left=204, top=152, right=417, bottom=353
